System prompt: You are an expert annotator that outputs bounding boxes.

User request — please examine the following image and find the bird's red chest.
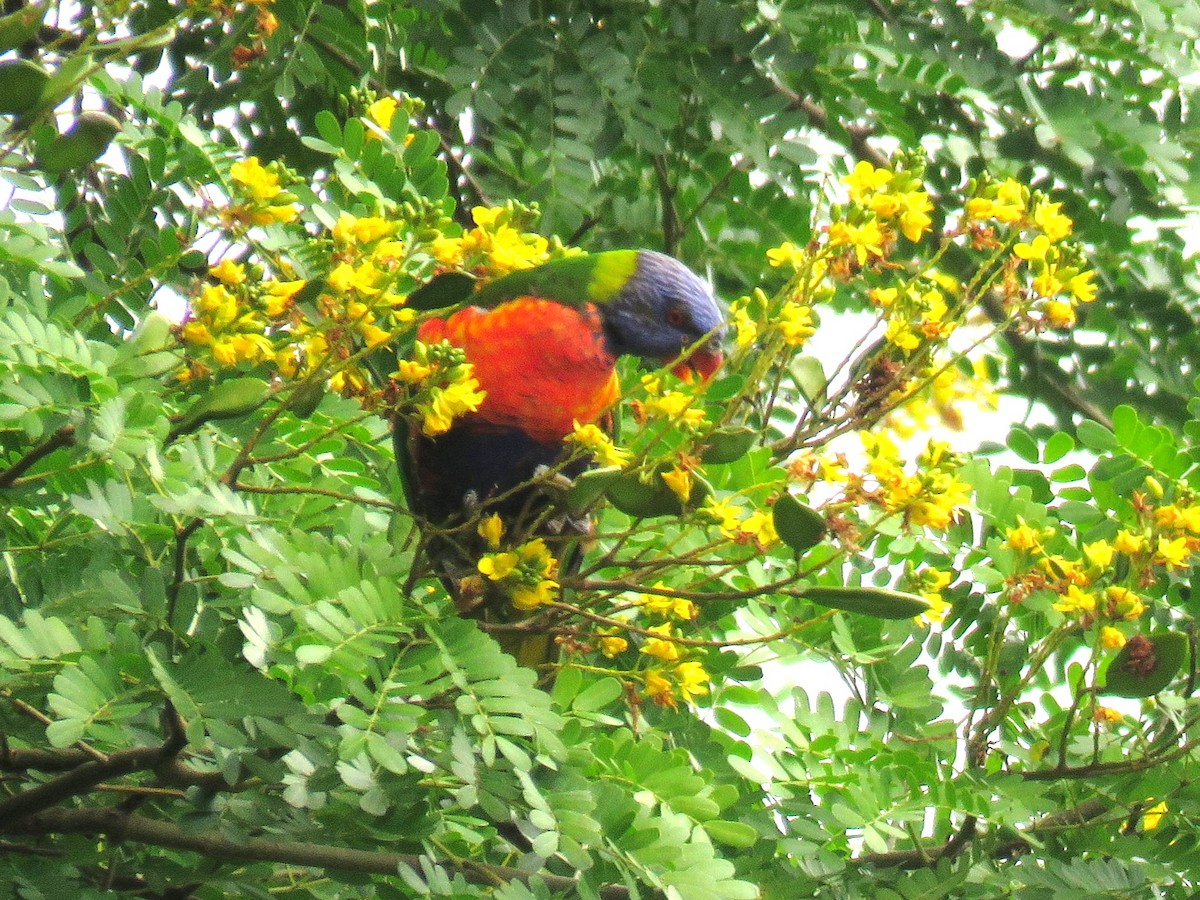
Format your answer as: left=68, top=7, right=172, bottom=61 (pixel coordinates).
left=418, top=298, right=620, bottom=443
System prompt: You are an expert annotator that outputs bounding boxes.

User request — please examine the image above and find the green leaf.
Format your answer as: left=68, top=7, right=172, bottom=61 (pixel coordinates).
left=1006, top=427, right=1039, bottom=464
left=572, top=676, right=624, bottom=712
left=1077, top=419, right=1118, bottom=451
left=407, top=271, right=476, bottom=311
left=1043, top=431, right=1075, bottom=463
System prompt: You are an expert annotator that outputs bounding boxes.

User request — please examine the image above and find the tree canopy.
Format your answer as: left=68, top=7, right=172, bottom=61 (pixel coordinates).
left=3, top=1, right=1200, bottom=897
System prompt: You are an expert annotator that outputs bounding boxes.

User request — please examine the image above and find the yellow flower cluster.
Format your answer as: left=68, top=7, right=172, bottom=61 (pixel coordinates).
left=965, top=176, right=1097, bottom=329
left=1003, top=487, right=1200, bottom=640
left=224, top=156, right=299, bottom=227
left=277, top=211, right=415, bottom=395
left=568, top=420, right=631, bottom=468
left=180, top=261, right=306, bottom=373
left=842, top=158, right=935, bottom=245
left=869, top=275, right=958, bottom=355
left=392, top=340, right=487, bottom=436
left=744, top=248, right=826, bottom=352
left=1002, top=515, right=1157, bottom=645
left=862, top=434, right=972, bottom=531
left=908, top=567, right=954, bottom=627
left=643, top=658, right=710, bottom=707
left=637, top=373, right=706, bottom=429
left=885, top=359, right=1000, bottom=438
left=431, top=205, right=558, bottom=277
left=699, top=495, right=780, bottom=549
left=477, top=537, right=560, bottom=611
left=636, top=583, right=698, bottom=622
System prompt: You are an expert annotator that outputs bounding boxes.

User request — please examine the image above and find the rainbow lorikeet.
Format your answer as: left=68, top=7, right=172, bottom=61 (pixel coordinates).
left=396, top=249, right=724, bottom=658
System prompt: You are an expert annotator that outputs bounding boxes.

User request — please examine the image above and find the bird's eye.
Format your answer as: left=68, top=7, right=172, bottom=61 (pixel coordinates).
left=665, top=305, right=686, bottom=328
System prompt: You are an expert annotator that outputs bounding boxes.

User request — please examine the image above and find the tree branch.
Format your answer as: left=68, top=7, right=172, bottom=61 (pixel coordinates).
left=0, top=425, right=76, bottom=489
left=6, top=807, right=632, bottom=899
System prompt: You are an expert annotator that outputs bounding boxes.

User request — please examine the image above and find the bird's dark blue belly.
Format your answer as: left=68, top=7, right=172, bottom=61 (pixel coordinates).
left=401, top=421, right=586, bottom=524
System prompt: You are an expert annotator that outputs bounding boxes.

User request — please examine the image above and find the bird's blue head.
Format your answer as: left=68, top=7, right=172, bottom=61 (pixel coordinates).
left=600, top=250, right=726, bottom=378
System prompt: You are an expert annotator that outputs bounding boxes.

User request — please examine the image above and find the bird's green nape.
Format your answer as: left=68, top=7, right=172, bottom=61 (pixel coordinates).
left=470, top=250, right=640, bottom=309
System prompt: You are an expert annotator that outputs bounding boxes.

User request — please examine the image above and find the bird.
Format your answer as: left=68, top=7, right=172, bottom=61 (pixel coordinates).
left=395, top=249, right=725, bottom=663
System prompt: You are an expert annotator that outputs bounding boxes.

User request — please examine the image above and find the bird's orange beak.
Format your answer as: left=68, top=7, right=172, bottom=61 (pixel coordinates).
left=672, top=345, right=724, bottom=383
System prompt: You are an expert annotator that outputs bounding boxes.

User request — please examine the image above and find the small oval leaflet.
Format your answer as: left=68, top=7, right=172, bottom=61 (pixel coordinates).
left=407, top=271, right=476, bottom=311
left=773, top=493, right=826, bottom=552
left=176, top=377, right=271, bottom=436
left=1101, top=632, right=1188, bottom=699
left=800, top=585, right=932, bottom=620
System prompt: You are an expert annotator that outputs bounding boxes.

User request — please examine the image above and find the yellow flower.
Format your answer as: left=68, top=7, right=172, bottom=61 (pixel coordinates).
left=263, top=279, right=306, bottom=317
left=644, top=391, right=706, bottom=427
left=1155, top=505, right=1187, bottom=530
left=1014, top=234, right=1051, bottom=262
left=1114, top=530, right=1146, bottom=555
left=366, top=96, right=398, bottom=132
left=896, top=191, right=934, bottom=242
left=1155, top=536, right=1190, bottom=569
left=964, top=197, right=995, bottom=221
left=730, top=304, right=758, bottom=348
left=675, top=660, right=710, bottom=702
left=1033, top=269, right=1065, bottom=299
left=643, top=670, right=675, bottom=705
left=210, top=259, right=247, bottom=285
left=1033, top=200, right=1073, bottom=242
left=1068, top=270, right=1097, bottom=303
left=700, top=496, right=742, bottom=539
left=996, top=178, right=1027, bottom=210
left=1043, top=300, right=1075, bottom=329
left=568, top=421, right=631, bottom=467
left=333, top=213, right=395, bottom=245
left=843, top=160, right=893, bottom=201
left=471, top=206, right=505, bottom=229
left=477, top=513, right=504, bottom=550
left=359, top=322, right=392, bottom=348
left=394, top=359, right=434, bottom=384
left=638, top=584, right=697, bottom=621
left=1099, top=626, right=1126, bottom=650
left=829, top=220, right=885, bottom=265
left=640, top=623, right=681, bottom=662
left=478, top=551, right=518, bottom=581
left=778, top=301, right=815, bottom=347
left=885, top=318, right=920, bottom=352
left=739, top=509, right=779, bottom=548
left=661, top=465, right=694, bottom=505
left=869, top=286, right=898, bottom=308
left=1053, top=584, right=1096, bottom=614
left=431, top=235, right=465, bottom=266
left=598, top=635, right=629, bottom=658
left=1106, top=586, right=1146, bottom=620
left=766, top=241, right=806, bottom=269
left=421, top=377, right=486, bottom=436
left=1094, top=706, right=1123, bottom=724
left=512, top=578, right=559, bottom=610
left=230, top=157, right=283, bottom=201
left=181, top=321, right=212, bottom=345
left=1143, top=801, right=1168, bottom=831
left=1082, top=540, right=1115, bottom=570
